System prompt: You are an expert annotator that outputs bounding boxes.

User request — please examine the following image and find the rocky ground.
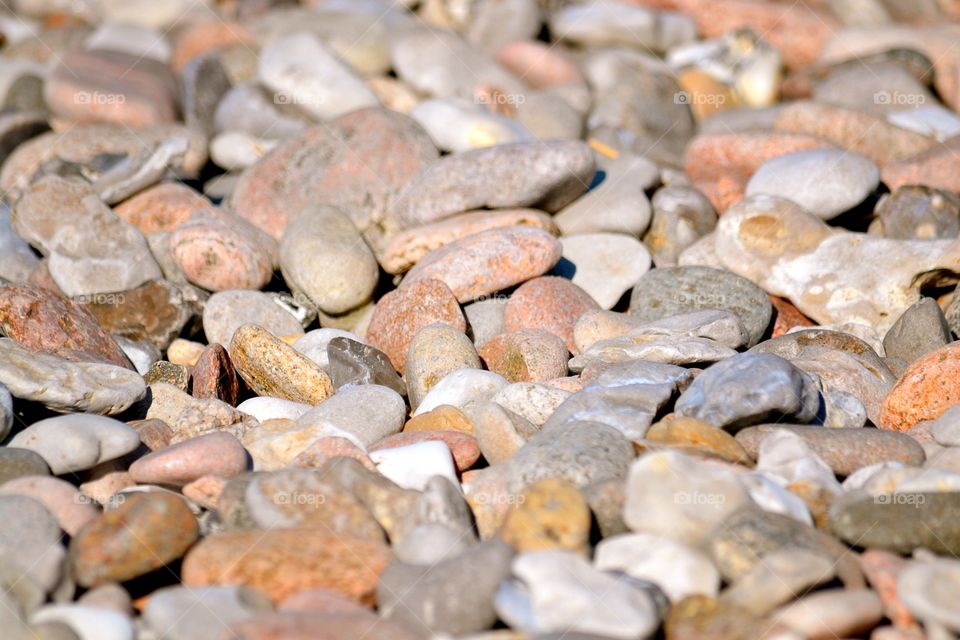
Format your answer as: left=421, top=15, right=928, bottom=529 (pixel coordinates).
left=1, top=0, right=960, bottom=639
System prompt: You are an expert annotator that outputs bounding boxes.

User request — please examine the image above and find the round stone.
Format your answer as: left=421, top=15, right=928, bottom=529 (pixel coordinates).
left=0, top=448, right=50, bottom=485
left=479, top=329, right=569, bottom=383
left=401, top=226, right=562, bottom=303
left=880, top=342, right=960, bottom=432
left=499, top=478, right=590, bottom=554
left=71, top=492, right=199, bottom=587
left=366, top=278, right=466, bottom=374
left=280, top=206, right=379, bottom=315
left=405, top=323, right=482, bottom=410
left=9, top=414, right=140, bottom=475
left=628, top=266, right=773, bottom=347
left=0, top=476, right=97, bottom=536
left=504, top=276, right=600, bottom=353
left=558, top=233, right=652, bottom=309
left=129, top=432, right=249, bottom=486
left=745, top=149, right=880, bottom=219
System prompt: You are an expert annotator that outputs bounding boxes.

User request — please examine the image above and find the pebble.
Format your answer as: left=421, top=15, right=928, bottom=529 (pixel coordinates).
left=192, top=343, right=240, bottom=405
left=203, top=290, right=304, bottom=348
left=326, top=337, right=405, bottom=395
left=292, top=329, right=362, bottom=370
left=497, top=40, right=584, bottom=89
left=629, top=266, right=772, bottom=347
left=366, top=278, right=466, bottom=374
left=880, top=342, right=960, bottom=431
left=897, top=558, right=960, bottom=633
left=391, top=140, right=595, bottom=230
left=479, top=330, right=569, bottom=383
left=499, top=478, right=591, bottom=554
left=147, top=382, right=256, bottom=444
left=12, top=176, right=163, bottom=297
left=624, top=450, right=753, bottom=546
left=549, top=2, right=695, bottom=52
left=745, top=149, right=880, bottom=219
left=595, top=533, right=720, bottom=602
left=0, top=476, right=96, bottom=536
left=369, top=441, right=458, bottom=491
left=404, top=323, right=482, bottom=409
left=230, top=324, right=334, bottom=405
left=0, top=448, right=49, bottom=485
left=410, top=98, right=533, bottom=152
left=494, top=550, right=660, bottom=639
left=129, top=432, right=248, bottom=486
left=10, top=414, right=140, bottom=475
left=71, top=492, right=198, bottom=587
left=0, top=283, right=131, bottom=368
left=881, top=134, right=960, bottom=193
left=30, top=605, right=133, bottom=640
left=873, top=185, right=960, bottom=240
left=378, top=540, right=513, bottom=636
left=882, top=297, right=952, bottom=364
left=503, top=276, right=599, bottom=353
left=280, top=206, right=378, bottom=315
left=371, top=431, right=479, bottom=473
left=829, top=492, right=960, bottom=555
left=382, top=208, right=558, bottom=275
left=773, top=589, right=884, bottom=639
left=471, top=401, right=535, bottom=464
left=554, top=152, right=658, bottom=237
left=402, top=226, right=562, bottom=303
left=405, top=405, right=475, bottom=435
left=258, top=33, right=378, bottom=121
left=142, top=585, right=272, bottom=640
left=183, top=529, right=391, bottom=604
left=413, top=369, right=508, bottom=417
left=646, top=417, right=751, bottom=465
left=643, top=185, right=717, bottom=267
left=674, top=353, right=821, bottom=430
left=493, top=383, right=571, bottom=427
left=230, top=108, right=437, bottom=239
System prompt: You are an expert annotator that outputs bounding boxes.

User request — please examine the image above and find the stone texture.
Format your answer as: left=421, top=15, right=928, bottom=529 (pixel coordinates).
left=366, top=278, right=465, bottom=374
left=71, top=492, right=199, bottom=587
left=192, top=343, right=240, bottom=406
left=402, top=226, right=562, bottom=303
left=230, top=324, right=334, bottom=405
left=203, top=290, right=304, bottom=348
left=129, top=432, right=248, bottom=486
left=479, top=329, right=569, bottom=383
left=10, top=414, right=140, bottom=474
left=405, top=323, right=481, bottom=410
left=880, top=342, right=960, bottom=431
left=882, top=297, right=952, bottom=364
left=504, top=276, right=599, bottom=353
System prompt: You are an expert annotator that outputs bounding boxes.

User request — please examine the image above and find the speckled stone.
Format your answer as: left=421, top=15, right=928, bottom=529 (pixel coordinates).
left=499, top=478, right=590, bottom=554
left=402, top=226, right=562, bottom=303
left=129, top=432, right=248, bottom=486
left=192, top=343, right=239, bottom=406
left=404, top=405, right=475, bottom=435
left=646, top=417, right=751, bottom=465
left=230, top=108, right=438, bottom=240
left=880, top=342, right=960, bottom=431
left=71, top=492, right=199, bottom=587
left=503, top=276, right=599, bottom=353
left=183, top=529, right=391, bottom=604
left=629, top=266, right=773, bottom=347
left=390, top=140, right=594, bottom=230
left=479, top=329, right=569, bottom=383
left=405, top=323, right=481, bottom=410
left=366, top=278, right=466, bottom=374
left=230, top=324, right=334, bottom=405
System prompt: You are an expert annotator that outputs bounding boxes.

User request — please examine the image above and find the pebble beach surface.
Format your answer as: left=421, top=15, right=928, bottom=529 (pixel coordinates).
left=1, top=1, right=960, bottom=639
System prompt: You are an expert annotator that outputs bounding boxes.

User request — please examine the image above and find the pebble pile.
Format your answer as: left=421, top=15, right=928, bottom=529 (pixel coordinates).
left=0, top=0, right=959, bottom=639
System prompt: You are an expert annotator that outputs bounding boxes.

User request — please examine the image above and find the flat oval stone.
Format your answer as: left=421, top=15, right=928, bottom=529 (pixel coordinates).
left=371, top=431, right=480, bottom=473
left=292, top=384, right=406, bottom=448
left=230, top=324, right=334, bottom=405
left=897, top=558, right=960, bottom=633
left=0, top=476, right=97, bottom=536
left=366, top=278, right=466, bottom=374
left=390, top=140, right=595, bottom=230
left=113, top=182, right=210, bottom=234
left=280, top=206, right=378, bottom=315
left=405, top=323, right=481, bottom=409
left=410, top=98, right=533, bottom=153
left=674, top=353, right=821, bottom=430
left=479, top=329, right=569, bottom=383
left=412, top=368, right=508, bottom=417
left=381, top=208, right=558, bottom=275
left=746, top=149, right=880, bottom=219
left=71, top=492, right=199, bottom=587
left=646, top=417, right=751, bottom=465
left=142, top=585, right=272, bottom=640
left=402, top=226, right=562, bottom=303
left=404, top=405, right=475, bottom=435
left=504, top=276, right=599, bottom=353
left=203, top=290, right=304, bottom=347
left=183, top=529, right=391, bottom=604
left=882, top=133, right=960, bottom=193
left=497, top=40, right=584, bottom=89
left=736, top=425, right=925, bottom=476
left=0, top=283, right=131, bottom=368
left=10, top=414, right=140, bottom=474
left=230, top=108, right=438, bottom=240
left=829, top=492, right=960, bottom=556
left=30, top=604, right=135, bottom=640
left=558, top=233, right=652, bottom=310
left=129, top=432, right=249, bottom=486
left=773, top=588, right=883, bottom=639
left=880, top=342, right=960, bottom=432
left=629, top=266, right=773, bottom=347
left=874, top=185, right=960, bottom=240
